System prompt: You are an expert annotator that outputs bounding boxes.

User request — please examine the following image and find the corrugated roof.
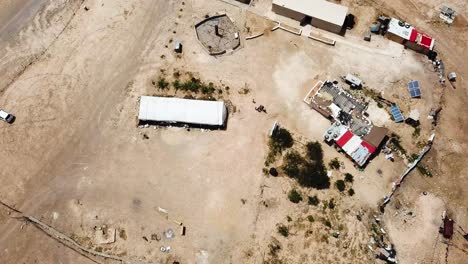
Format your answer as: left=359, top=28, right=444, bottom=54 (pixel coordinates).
left=273, top=0, right=348, bottom=26
left=138, top=96, right=227, bottom=126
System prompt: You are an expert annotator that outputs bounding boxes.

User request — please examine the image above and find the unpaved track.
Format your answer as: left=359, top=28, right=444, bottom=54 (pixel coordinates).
left=0, top=0, right=172, bottom=262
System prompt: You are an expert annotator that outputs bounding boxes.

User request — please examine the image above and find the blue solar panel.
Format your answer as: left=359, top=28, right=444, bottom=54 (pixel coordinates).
left=408, top=81, right=421, bottom=98
left=390, top=105, right=404, bottom=122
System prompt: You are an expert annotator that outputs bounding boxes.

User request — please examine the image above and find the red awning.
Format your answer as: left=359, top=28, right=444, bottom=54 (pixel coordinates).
left=336, top=131, right=353, bottom=147
left=409, top=29, right=418, bottom=42
left=361, top=141, right=376, bottom=153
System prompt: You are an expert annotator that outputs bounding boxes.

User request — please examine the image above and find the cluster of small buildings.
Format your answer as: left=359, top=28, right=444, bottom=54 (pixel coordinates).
left=305, top=80, right=388, bottom=167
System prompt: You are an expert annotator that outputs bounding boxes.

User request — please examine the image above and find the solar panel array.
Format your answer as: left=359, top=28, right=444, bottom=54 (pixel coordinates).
left=390, top=105, right=404, bottom=123
left=408, top=80, right=421, bottom=98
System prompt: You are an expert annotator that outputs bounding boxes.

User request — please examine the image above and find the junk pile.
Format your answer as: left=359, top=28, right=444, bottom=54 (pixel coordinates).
left=368, top=216, right=398, bottom=263
left=433, top=59, right=446, bottom=84
left=440, top=5, right=456, bottom=24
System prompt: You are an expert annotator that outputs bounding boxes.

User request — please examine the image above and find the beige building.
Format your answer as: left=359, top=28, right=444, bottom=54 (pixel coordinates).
left=272, top=0, right=348, bottom=34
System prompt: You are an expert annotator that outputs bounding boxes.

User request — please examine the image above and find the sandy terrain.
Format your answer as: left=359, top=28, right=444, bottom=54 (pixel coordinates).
left=0, top=0, right=466, bottom=263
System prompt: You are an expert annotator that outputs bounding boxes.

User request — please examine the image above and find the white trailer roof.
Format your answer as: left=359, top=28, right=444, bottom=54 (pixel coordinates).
left=273, top=0, right=348, bottom=27
left=138, top=96, right=227, bottom=126
left=0, top=110, right=9, bottom=119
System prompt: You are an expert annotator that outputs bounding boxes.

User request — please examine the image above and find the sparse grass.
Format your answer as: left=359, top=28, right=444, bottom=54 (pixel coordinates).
left=328, top=198, right=335, bottom=209
left=307, top=215, right=315, bottom=222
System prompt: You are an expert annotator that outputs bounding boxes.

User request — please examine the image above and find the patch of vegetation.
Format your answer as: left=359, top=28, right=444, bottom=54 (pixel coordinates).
left=282, top=142, right=330, bottom=189
left=348, top=188, right=355, bottom=196
left=306, top=141, right=323, bottom=161
left=265, top=128, right=294, bottom=166
left=335, top=179, right=346, bottom=192
left=389, top=133, right=407, bottom=155
left=344, top=173, right=354, bottom=183
left=157, top=77, right=169, bottom=90
left=328, top=158, right=341, bottom=170
left=324, top=219, right=332, bottom=228
left=277, top=224, right=289, bottom=237
left=307, top=215, right=315, bottom=222
left=288, top=189, right=302, bottom=203
left=308, top=195, right=320, bottom=206
left=328, top=198, right=335, bottom=209
left=286, top=216, right=292, bottom=222
left=417, top=164, right=433, bottom=177
left=413, top=127, right=421, bottom=138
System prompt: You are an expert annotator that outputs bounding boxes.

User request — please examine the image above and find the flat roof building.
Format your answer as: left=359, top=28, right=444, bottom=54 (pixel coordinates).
left=272, top=0, right=348, bottom=34
left=138, top=96, right=227, bottom=127
left=386, top=18, right=435, bottom=54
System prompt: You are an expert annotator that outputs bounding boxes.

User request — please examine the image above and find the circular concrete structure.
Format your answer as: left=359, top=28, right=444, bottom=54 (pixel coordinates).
left=195, top=14, right=241, bottom=55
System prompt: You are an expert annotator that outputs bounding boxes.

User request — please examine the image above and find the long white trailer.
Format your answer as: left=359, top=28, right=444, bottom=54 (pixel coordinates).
left=138, top=96, right=227, bottom=127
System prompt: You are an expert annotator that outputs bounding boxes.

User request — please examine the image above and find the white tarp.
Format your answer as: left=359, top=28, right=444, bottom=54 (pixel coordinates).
left=138, top=96, right=227, bottom=126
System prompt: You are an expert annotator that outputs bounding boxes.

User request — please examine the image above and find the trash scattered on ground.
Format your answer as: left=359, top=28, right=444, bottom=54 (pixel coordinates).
left=160, top=246, right=171, bottom=253
left=164, top=229, right=175, bottom=239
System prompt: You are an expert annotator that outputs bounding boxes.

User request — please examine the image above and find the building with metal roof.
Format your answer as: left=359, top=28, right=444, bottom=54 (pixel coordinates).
left=138, top=96, right=228, bottom=127
left=272, top=0, right=348, bottom=34
left=324, top=122, right=375, bottom=167
left=386, top=18, right=435, bottom=54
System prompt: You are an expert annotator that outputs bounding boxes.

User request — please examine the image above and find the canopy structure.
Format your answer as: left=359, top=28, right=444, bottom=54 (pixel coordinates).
left=138, top=96, right=227, bottom=127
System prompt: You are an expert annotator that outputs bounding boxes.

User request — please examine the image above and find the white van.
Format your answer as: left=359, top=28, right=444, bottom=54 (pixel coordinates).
left=0, top=109, right=15, bottom=124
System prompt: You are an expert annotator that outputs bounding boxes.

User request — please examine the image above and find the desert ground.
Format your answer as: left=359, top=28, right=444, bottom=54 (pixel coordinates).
left=0, top=0, right=466, bottom=263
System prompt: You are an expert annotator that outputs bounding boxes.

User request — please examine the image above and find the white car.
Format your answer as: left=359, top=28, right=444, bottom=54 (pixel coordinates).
left=0, top=109, right=15, bottom=124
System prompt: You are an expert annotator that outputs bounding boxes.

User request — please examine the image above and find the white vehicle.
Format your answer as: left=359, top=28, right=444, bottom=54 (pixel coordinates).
left=0, top=109, right=15, bottom=124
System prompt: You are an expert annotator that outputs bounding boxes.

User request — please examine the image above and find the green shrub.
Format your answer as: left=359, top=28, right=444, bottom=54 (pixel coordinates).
left=306, top=141, right=323, bottom=161
left=282, top=151, right=305, bottom=177
left=307, top=215, right=315, bottom=222
left=324, top=219, right=332, bottom=228
left=329, top=158, right=341, bottom=170
left=344, top=173, right=354, bottom=183
left=277, top=224, right=289, bottom=237
left=157, top=78, right=169, bottom=90
left=286, top=216, right=292, bottom=222
left=308, top=195, right=320, bottom=206
left=271, top=128, right=294, bottom=152
left=328, top=198, right=335, bottom=209
left=288, top=189, right=302, bottom=203
left=282, top=151, right=330, bottom=189
left=172, top=79, right=181, bottom=90
left=348, top=188, right=355, bottom=196
left=335, top=180, right=346, bottom=192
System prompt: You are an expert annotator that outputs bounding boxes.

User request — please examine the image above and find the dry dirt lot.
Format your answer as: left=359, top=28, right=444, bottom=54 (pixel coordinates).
left=0, top=0, right=466, bottom=263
